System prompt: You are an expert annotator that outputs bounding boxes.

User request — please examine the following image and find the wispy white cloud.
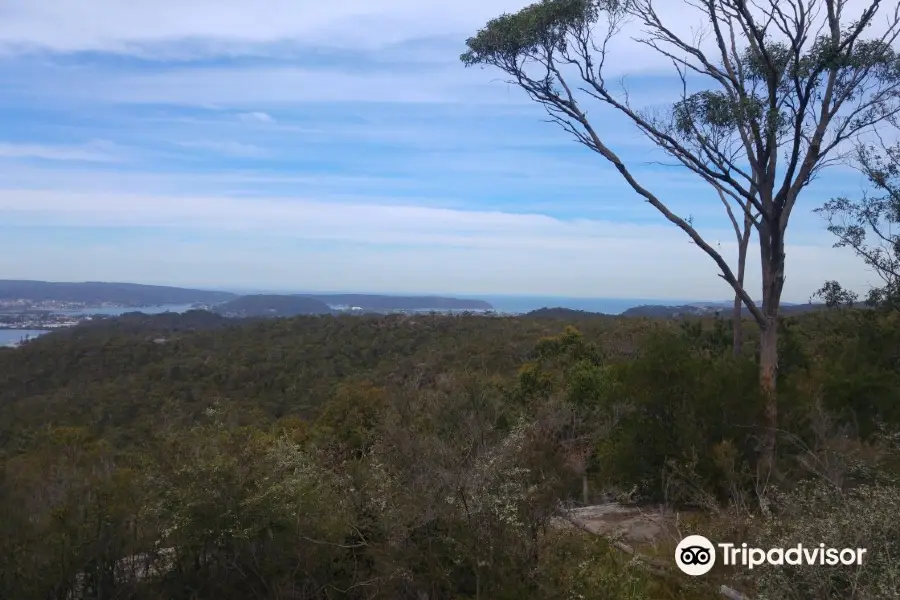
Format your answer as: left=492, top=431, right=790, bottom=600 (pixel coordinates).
left=0, top=146, right=734, bottom=217
left=0, top=0, right=885, bottom=69
left=0, top=0, right=525, bottom=55
left=11, top=63, right=524, bottom=107
left=237, top=111, right=274, bottom=123
left=0, top=140, right=123, bottom=162
left=0, top=188, right=693, bottom=248
left=0, top=187, right=868, bottom=300
left=0, top=164, right=425, bottom=197
left=175, top=140, right=267, bottom=157
left=0, top=0, right=886, bottom=300
left=0, top=147, right=855, bottom=229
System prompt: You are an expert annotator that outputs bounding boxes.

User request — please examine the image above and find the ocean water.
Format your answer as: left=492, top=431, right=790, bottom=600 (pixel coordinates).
left=0, top=329, right=50, bottom=347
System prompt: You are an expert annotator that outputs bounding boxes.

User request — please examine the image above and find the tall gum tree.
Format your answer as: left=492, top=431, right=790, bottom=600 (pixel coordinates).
left=461, top=0, right=900, bottom=471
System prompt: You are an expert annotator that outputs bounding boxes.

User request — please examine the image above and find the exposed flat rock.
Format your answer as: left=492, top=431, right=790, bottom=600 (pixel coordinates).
left=554, top=503, right=671, bottom=545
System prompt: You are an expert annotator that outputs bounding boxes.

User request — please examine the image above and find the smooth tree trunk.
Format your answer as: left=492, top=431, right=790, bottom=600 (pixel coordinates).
left=732, top=211, right=753, bottom=357
left=757, top=219, right=786, bottom=475
left=732, top=295, right=743, bottom=356
left=759, top=321, right=779, bottom=476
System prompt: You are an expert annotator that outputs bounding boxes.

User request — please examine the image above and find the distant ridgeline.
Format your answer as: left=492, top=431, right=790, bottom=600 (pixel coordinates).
left=0, top=281, right=494, bottom=316
left=524, top=307, right=612, bottom=319
left=213, top=294, right=494, bottom=317
left=0, top=280, right=235, bottom=306
left=0, top=280, right=836, bottom=320
left=522, top=303, right=834, bottom=319
left=620, top=302, right=828, bottom=318
left=213, top=295, right=334, bottom=317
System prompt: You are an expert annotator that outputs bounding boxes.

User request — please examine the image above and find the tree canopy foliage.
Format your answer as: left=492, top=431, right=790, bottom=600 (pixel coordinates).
left=2, top=308, right=900, bottom=598
left=818, top=137, right=900, bottom=312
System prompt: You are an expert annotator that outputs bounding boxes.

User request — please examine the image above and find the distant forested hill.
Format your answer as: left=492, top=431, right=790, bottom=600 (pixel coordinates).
left=54, top=310, right=236, bottom=341
left=620, top=304, right=723, bottom=318
left=620, top=302, right=831, bottom=318
left=0, top=280, right=494, bottom=312
left=0, top=280, right=236, bottom=305
left=524, top=307, right=611, bottom=319
left=211, top=293, right=494, bottom=317
left=213, top=294, right=334, bottom=317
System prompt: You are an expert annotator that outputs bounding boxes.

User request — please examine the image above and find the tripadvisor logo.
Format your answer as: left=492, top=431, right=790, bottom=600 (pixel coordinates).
left=675, top=535, right=716, bottom=576
left=674, top=535, right=868, bottom=576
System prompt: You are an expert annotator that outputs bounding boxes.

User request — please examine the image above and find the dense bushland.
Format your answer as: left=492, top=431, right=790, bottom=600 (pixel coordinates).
left=1, top=309, right=898, bottom=599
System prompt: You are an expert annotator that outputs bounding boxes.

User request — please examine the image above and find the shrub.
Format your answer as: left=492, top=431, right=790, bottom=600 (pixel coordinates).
left=594, top=330, right=762, bottom=504
left=749, top=479, right=900, bottom=600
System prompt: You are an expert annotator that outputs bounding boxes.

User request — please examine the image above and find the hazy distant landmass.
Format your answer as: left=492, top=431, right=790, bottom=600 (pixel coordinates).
left=214, top=293, right=493, bottom=317
left=213, top=295, right=334, bottom=317
left=524, top=307, right=611, bottom=319
left=620, top=302, right=827, bottom=318
left=0, top=280, right=494, bottom=313
left=0, top=280, right=236, bottom=306
left=0, top=279, right=832, bottom=319
left=306, top=294, right=492, bottom=311
left=620, top=304, right=722, bottom=318
left=472, top=296, right=670, bottom=315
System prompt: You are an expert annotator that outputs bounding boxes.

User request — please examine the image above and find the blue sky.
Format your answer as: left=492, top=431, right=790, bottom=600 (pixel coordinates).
left=0, top=0, right=882, bottom=300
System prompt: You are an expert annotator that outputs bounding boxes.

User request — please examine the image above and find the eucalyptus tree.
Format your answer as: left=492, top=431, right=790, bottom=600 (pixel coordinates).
left=462, top=0, right=900, bottom=469
left=818, top=135, right=900, bottom=312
